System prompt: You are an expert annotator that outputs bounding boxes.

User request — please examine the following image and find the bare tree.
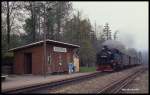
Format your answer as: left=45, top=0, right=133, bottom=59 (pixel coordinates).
left=2, top=1, right=27, bottom=49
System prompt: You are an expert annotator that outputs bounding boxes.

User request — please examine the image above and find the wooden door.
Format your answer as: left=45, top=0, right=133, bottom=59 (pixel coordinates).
left=24, top=53, right=32, bottom=74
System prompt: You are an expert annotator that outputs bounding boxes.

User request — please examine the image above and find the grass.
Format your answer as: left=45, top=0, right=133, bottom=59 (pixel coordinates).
left=79, top=66, right=96, bottom=72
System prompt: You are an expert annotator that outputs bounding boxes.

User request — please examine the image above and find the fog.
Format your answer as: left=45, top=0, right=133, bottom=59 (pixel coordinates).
left=72, top=2, right=148, bottom=52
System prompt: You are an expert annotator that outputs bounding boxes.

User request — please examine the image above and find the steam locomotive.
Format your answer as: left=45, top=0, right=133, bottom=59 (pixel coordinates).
left=96, top=40, right=141, bottom=72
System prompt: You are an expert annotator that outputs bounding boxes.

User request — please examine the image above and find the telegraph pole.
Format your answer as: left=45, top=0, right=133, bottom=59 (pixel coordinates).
left=43, top=4, right=47, bottom=78
left=43, top=4, right=52, bottom=77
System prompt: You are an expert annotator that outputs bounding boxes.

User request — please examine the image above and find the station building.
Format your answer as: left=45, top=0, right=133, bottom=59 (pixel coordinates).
left=8, top=39, right=80, bottom=75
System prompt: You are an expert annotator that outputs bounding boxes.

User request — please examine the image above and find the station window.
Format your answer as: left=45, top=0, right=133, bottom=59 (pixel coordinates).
left=48, top=54, right=51, bottom=64
left=59, top=54, right=63, bottom=65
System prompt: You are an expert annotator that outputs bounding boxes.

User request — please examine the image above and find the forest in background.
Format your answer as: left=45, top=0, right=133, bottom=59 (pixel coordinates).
left=1, top=1, right=146, bottom=67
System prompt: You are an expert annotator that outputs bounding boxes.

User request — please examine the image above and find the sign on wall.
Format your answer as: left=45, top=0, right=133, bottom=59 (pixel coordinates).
left=53, top=46, right=67, bottom=52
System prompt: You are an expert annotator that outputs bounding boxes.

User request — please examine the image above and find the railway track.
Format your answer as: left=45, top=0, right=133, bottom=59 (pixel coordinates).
left=3, top=71, right=107, bottom=94
left=97, top=67, right=147, bottom=94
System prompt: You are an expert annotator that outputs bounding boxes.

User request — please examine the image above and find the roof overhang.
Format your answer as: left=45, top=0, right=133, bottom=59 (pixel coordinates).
left=8, top=39, right=80, bottom=52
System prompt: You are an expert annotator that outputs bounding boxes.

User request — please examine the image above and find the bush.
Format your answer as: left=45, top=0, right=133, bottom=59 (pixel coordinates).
left=79, top=67, right=96, bottom=72
left=2, top=52, right=14, bottom=65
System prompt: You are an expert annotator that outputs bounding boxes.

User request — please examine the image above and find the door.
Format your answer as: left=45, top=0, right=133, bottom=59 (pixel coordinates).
left=52, top=52, right=59, bottom=73
left=24, top=53, right=32, bottom=74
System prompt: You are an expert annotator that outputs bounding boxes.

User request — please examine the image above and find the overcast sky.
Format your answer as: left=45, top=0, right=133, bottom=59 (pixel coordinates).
left=72, top=2, right=148, bottom=52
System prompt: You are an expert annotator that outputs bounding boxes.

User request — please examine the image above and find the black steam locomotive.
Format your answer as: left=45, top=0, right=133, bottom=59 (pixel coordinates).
left=96, top=40, right=141, bottom=72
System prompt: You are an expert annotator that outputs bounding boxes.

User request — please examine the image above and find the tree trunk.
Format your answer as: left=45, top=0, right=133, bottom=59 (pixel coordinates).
left=56, top=3, right=62, bottom=41
left=7, top=1, right=10, bottom=48
left=31, top=2, right=36, bottom=42
left=38, top=12, right=41, bottom=40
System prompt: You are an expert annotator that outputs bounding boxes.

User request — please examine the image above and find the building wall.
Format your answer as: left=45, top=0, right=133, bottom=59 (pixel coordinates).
left=73, top=55, right=80, bottom=72
left=14, top=51, right=24, bottom=74
left=14, top=44, right=77, bottom=75
left=14, top=45, right=43, bottom=75
left=46, top=44, right=74, bottom=74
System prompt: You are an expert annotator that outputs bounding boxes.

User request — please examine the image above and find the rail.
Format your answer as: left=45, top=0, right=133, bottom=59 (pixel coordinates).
left=97, top=67, right=147, bottom=94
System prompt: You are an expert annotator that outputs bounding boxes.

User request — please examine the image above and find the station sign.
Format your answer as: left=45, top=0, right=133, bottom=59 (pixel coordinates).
left=53, top=46, right=67, bottom=52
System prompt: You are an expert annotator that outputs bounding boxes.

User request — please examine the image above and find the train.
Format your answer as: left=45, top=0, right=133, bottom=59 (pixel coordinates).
left=96, top=40, right=141, bottom=72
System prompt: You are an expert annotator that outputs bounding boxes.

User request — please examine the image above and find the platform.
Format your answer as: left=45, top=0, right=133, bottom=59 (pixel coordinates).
left=2, top=72, right=94, bottom=92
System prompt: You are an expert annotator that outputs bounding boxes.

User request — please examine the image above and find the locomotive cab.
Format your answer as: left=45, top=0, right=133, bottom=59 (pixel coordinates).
left=111, top=49, right=122, bottom=71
